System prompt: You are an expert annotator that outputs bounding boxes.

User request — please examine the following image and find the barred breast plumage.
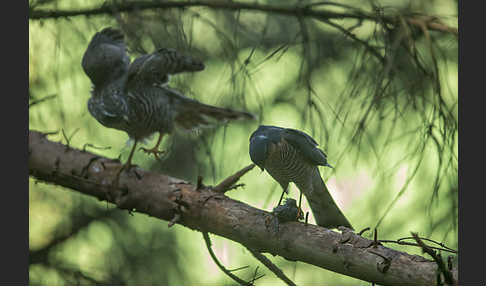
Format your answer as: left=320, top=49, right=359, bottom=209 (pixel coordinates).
left=249, top=125, right=353, bottom=229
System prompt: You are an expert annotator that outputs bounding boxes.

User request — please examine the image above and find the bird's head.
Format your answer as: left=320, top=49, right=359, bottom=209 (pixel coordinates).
left=249, top=133, right=269, bottom=171
left=249, top=125, right=284, bottom=171
left=82, top=27, right=130, bottom=87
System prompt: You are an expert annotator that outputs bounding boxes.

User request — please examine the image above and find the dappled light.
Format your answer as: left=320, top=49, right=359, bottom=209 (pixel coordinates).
left=29, top=0, right=457, bottom=285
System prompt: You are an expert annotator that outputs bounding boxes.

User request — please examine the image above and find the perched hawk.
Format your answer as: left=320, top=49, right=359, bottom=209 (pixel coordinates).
left=249, top=125, right=352, bottom=229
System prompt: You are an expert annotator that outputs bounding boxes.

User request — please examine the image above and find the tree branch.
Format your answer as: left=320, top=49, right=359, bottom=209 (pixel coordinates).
left=28, top=1, right=457, bottom=36
left=28, top=1, right=363, bottom=20
left=202, top=231, right=255, bottom=286
left=246, top=247, right=297, bottom=286
left=28, top=130, right=458, bottom=286
left=212, top=163, right=255, bottom=193
left=411, top=232, right=456, bottom=286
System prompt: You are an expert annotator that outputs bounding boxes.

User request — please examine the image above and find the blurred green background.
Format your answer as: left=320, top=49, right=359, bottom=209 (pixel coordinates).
left=29, top=0, right=458, bottom=285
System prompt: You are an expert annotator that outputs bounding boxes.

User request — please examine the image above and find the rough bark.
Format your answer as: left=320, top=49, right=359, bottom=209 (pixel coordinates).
left=28, top=130, right=458, bottom=286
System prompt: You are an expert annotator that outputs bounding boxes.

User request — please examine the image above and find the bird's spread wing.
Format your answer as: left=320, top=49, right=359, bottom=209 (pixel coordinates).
left=86, top=27, right=126, bottom=52
left=282, top=128, right=330, bottom=166
left=126, top=48, right=205, bottom=89
left=82, top=27, right=130, bottom=85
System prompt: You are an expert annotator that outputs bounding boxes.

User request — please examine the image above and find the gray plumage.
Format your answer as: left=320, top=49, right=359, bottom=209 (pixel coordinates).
left=249, top=125, right=353, bottom=230
left=81, top=27, right=254, bottom=162
left=126, top=47, right=205, bottom=89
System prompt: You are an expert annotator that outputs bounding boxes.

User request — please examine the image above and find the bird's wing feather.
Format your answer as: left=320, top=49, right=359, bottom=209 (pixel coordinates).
left=82, top=27, right=130, bottom=83
left=282, top=128, right=329, bottom=166
left=126, top=48, right=204, bottom=89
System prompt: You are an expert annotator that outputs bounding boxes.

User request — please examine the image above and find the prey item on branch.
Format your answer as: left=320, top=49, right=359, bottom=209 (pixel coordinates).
left=249, top=125, right=352, bottom=230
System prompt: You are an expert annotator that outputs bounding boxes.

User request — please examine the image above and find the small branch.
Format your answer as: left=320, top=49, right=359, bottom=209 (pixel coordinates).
left=246, top=247, right=297, bottom=286
left=411, top=232, right=456, bottom=286
left=82, top=143, right=111, bottom=152
left=228, top=265, right=250, bottom=272
left=61, top=128, right=81, bottom=148
left=29, top=94, right=57, bottom=108
left=397, top=237, right=457, bottom=253
left=406, top=16, right=458, bottom=36
left=248, top=266, right=265, bottom=284
left=314, top=18, right=386, bottom=64
left=29, top=1, right=365, bottom=20
left=28, top=1, right=457, bottom=36
left=358, top=227, right=371, bottom=236
left=202, top=232, right=253, bottom=286
left=379, top=237, right=457, bottom=254
left=212, top=164, right=255, bottom=193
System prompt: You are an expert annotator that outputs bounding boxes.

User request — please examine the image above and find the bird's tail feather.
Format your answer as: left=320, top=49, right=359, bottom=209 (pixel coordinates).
left=303, top=169, right=353, bottom=230
left=175, top=101, right=255, bottom=130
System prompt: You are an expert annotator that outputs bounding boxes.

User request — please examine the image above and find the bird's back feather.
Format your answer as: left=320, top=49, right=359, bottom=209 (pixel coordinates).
left=282, top=128, right=331, bottom=167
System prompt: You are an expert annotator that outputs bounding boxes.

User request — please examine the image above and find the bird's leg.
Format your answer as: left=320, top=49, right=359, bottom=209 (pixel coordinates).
left=297, top=191, right=304, bottom=220
left=277, top=184, right=289, bottom=206
left=113, top=140, right=138, bottom=188
left=139, top=133, right=165, bottom=159
left=277, top=190, right=286, bottom=206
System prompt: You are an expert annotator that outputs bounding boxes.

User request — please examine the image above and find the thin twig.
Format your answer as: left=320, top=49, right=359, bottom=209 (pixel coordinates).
left=406, top=16, right=458, bottom=36
left=411, top=232, right=456, bottom=286
left=61, top=128, right=81, bottom=148
left=212, top=164, right=255, bottom=193
left=358, top=227, right=371, bottom=236
left=228, top=265, right=250, bottom=272
left=379, top=235, right=457, bottom=254
left=202, top=232, right=253, bottom=286
left=316, top=18, right=385, bottom=64
left=28, top=1, right=457, bottom=36
left=304, top=1, right=359, bottom=11
left=248, top=266, right=265, bottom=284
left=29, top=1, right=369, bottom=21
left=246, top=247, right=298, bottom=286
left=379, top=239, right=457, bottom=254
left=28, top=94, right=57, bottom=108
left=397, top=236, right=457, bottom=253
left=82, top=143, right=112, bottom=152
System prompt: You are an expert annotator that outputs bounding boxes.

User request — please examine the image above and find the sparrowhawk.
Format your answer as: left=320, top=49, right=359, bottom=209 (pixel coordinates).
left=82, top=27, right=254, bottom=180
left=249, top=125, right=353, bottom=229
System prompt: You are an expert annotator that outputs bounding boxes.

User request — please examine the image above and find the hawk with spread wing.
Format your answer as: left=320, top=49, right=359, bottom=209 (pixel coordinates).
left=82, top=27, right=254, bottom=181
